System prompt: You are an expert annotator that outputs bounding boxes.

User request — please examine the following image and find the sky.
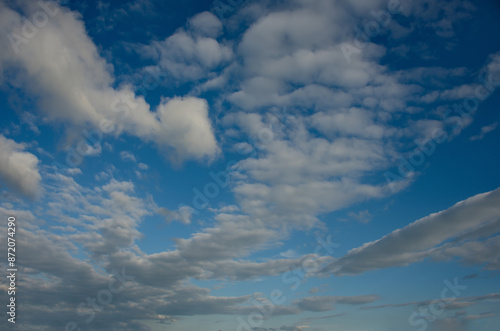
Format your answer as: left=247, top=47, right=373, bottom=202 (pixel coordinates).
left=0, top=0, right=500, bottom=330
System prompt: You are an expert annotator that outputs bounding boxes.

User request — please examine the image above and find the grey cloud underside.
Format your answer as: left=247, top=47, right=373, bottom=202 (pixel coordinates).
left=0, top=174, right=335, bottom=330
left=5, top=181, right=498, bottom=330
left=0, top=135, right=41, bottom=197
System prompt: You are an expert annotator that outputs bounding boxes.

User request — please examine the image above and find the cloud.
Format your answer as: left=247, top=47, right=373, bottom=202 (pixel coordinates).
left=137, top=162, right=149, bottom=170
left=347, top=210, right=373, bottom=224
left=155, top=97, right=220, bottom=163
left=0, top=179, right=284, bottom=330
left=431, top=235, right=500, bottom=270
left=66, top=168, right=83, bottom=176
left=0, top=135, right=41, bottom=197
left=428, top=318, right=467, bottom=331
left=246, top=325, right=310, bottom=331
left=140, top=11, right=232, bottom=82
left=32, top=172, right=330, bottom=292
left=214, top=2, right=500, bottom=235
left=1, top=1, right=499, bottom=330
left=323, top=188, right=500, bottom=276
left=361, top=292, right=500, bottom=312
left=309, top=287, right=320, bottom=294
left=280, top=249, right=299, bottom=259
left=464, top=312, right=495, bottom=320
left=470, top=122, right=498, bottom=141
left=278, top=326, right=309, bottom=331
left=158, top=205, right=193, bottom=225
left=120, top=151, right=137, bottom=163
left=310, top=108, right=386, bottom=139
left=0, top=223, right=261, bottom=329
left=174, top=220, right=278, bottom=261
left=224, top=112, right=395, bottom=229
left=294, top=295, right=380, bottom=312
left=188, top=11, right=224, bottom=38
left=394, top=0, right=475, bottom=42
left=204, top=254, right=333, bottom=281
left=0, top=1, right=219, bottom=164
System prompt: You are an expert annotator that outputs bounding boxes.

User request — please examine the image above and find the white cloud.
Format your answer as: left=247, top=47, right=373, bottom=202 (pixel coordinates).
left=175, top=220, right=278, bottom=261
left=102, top=179, right=135, bottom=193
left=138, top=162, right=149, bottom=170
left=211, top=0, right=500, bottom=238
left=225, top=112, right=394, bottom=229
left=204, top=253, right=333, bottom=281
left=156, top=97, right=220, bottom=163
left=66, top=168, right=82, bottom=176
left=431, top=235, right=500, bottom=270
left=280, top=249, right=299, bottom=259
left=470, top=122, right=498, bottom=141
left=439, top=84, right=476, bottom=100
left=140, top=12, right=232, bottom=83
left=120, top=151, right=137, bottom=163
left=0, top=1, right=219, bottom=164
left=310, top=108, right=386, bottom=139
left=0, top=135, right=41, bottom=197
left=188, top=11, right=223, bottom=38
left=323, top=187, right=500, bottom=276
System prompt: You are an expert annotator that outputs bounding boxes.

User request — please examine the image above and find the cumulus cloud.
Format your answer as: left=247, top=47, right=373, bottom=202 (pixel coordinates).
left=0, top=135, right=41, bottom=197
left=0, top=1, right=218, bottom=164
left=213, top=2, right=500, bottom=234
left=225, top=112, right=394, bottom=229
left=156, top=97, right=220, bottom=163
left=141, top=11, right=232, bottom=82
left=188, top=11, right=224, bottom=38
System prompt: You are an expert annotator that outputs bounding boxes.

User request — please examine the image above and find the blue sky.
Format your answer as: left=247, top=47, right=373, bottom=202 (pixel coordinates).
left=1, top=0, right=500, bottom=330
